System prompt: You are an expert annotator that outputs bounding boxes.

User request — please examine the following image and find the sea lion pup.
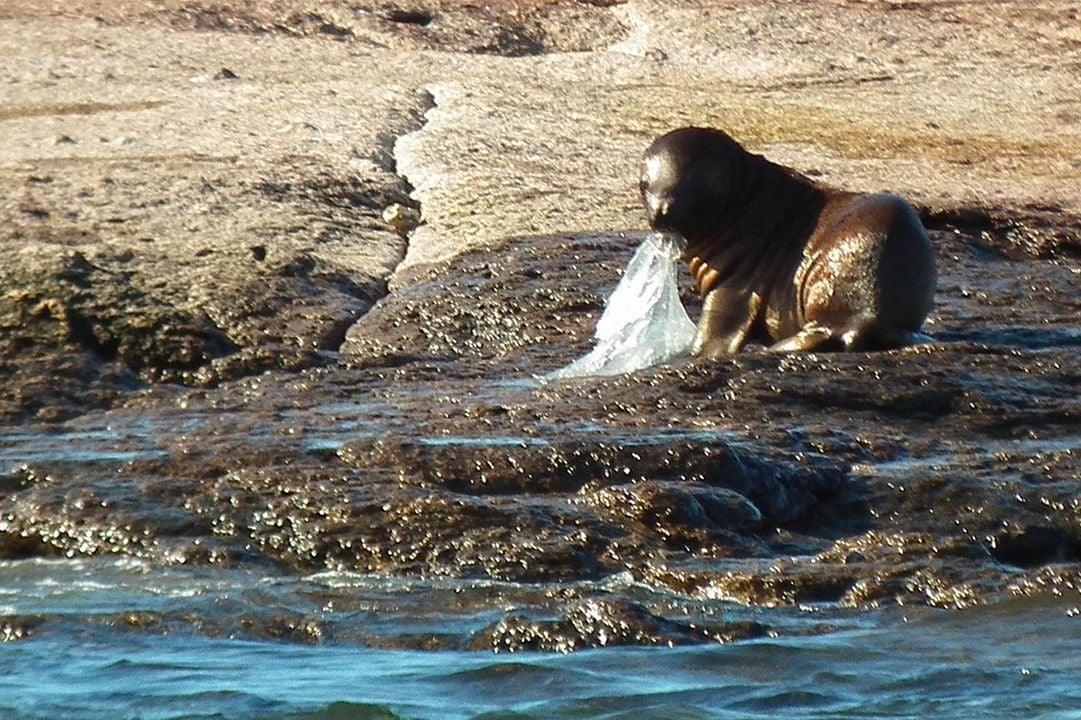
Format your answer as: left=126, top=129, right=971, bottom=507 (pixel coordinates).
left=640, top=127, right=936, bottom=358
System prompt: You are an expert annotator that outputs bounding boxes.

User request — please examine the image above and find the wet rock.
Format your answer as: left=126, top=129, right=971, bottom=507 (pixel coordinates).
left=0, top=503, right=157, bottom=561
left=0, top=615, right=44, bottom=642
left=339, top=431, right=754, bottom=496
left=45, top=608, right=329, bottom=644
left=583, top=482, right=762, bottom=533
left=988, top=525, right=1081, bottom=568
left=184, top=463, right=613, bottom=581
left=337, top=392, right=845, bottom=527
left=343, top=233, right=645, bottom=372
left=922, top=204, right=1081, bottom=259
left=0, top=465, right=49, bottom=494
left=643, top=559, right=859, bottom=608
left=0, top=454, right=239, bottom=564
left=4, top=216, right=1080, bottom=621
left=469, top=598, right=769, bottom=652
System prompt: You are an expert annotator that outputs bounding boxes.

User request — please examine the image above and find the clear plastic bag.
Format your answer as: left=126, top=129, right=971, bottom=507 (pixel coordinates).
left=548, top=232, right=695, bottom=379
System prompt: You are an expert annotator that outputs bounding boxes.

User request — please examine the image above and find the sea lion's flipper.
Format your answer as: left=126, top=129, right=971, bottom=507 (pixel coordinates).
left=693, top=289, right=762, bottom=359
left=840, top=324, right=932, bottom=351
left=768, top=322, right=836, bottom=353
left=772, top=321, right=931, bottom=353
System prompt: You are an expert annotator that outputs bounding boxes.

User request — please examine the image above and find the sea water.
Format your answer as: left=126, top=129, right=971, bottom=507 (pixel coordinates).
left=549, top=232, right=695, bottom=378
left=1, top=557, right=1080, bottom=719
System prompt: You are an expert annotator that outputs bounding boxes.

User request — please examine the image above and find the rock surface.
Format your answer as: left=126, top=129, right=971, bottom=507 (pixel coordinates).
left=1, top=0, right=1079, bottom=649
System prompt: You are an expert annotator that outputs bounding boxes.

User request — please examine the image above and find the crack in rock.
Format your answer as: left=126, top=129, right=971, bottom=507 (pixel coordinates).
left=330, top=89, right=435, bottom=352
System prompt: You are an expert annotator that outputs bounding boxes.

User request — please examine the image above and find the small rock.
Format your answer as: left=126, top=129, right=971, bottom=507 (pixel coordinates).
left=382, top=203, right=421, bottom=237
left=469, top=598, right=769, bottom=652
left=54, top=134, right=77, bottom=145
left=384, top=9, right=434, bottom=27
left=214, top=67, right=238, bottom=80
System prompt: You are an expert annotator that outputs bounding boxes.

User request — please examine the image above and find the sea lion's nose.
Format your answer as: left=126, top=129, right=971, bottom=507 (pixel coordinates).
left=650, top=198, right=673, bottom=228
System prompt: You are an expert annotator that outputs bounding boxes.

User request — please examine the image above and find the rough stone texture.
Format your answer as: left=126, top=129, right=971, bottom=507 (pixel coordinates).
left=2, top=215, right=1077, bottom=638
left=1, top=1, right=628, bottom=56
left=0, top=12, right=428, bottom=419
left=1, top=0, right=1079, bottom=649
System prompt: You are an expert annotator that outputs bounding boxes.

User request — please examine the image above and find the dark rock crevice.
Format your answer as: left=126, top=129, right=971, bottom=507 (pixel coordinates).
left=326, top=88, right=433, bottom=352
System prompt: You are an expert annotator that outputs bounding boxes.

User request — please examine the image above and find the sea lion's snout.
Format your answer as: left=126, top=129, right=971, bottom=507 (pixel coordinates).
left=645, top=196, right=674, bottom=230
left=641, top=128, right=735, bottom=239
left=640, top=155, right=666, bottom=229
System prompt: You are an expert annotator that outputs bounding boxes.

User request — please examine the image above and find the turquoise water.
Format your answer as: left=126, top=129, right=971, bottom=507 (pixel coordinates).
left=2, top=559, right=1080, bottom=719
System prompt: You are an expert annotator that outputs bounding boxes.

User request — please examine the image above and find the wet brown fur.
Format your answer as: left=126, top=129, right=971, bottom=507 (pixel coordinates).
left=640, top=127, right=936, bottom=357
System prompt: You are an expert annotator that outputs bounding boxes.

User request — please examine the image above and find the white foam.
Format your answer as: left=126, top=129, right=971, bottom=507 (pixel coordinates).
left=549, top=232, right=695, bottom=379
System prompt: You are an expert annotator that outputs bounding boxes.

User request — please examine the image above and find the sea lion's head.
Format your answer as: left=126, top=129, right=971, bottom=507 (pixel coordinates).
left=640, top=127, right=741, bottom=241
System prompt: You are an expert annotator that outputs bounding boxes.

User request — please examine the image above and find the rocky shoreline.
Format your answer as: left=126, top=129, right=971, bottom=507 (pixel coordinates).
left=2, top=1, right=1079, bottom=650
